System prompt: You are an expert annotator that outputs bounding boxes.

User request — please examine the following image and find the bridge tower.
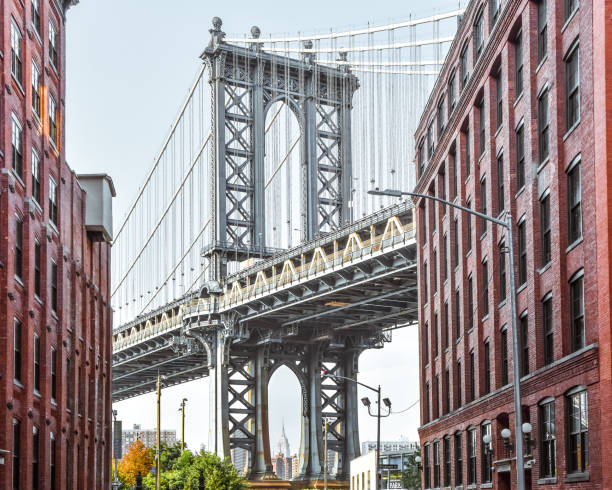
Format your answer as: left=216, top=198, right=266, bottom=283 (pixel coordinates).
left=199, top=18, right=361, bottom=484
left=202, top=17, right=358, bottom=279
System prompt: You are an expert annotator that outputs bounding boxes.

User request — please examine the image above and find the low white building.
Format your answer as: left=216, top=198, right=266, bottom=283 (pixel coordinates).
left=350, top=450, right=376, bottom=490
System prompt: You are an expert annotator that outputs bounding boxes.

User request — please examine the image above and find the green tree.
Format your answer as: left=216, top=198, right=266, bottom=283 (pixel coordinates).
left=401, top=453, right=422, bottom=490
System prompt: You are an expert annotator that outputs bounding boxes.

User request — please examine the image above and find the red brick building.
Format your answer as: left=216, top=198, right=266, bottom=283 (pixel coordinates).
left=414, top=0, right=612, bottom=488
left=0, top=1, right=115, bottom=489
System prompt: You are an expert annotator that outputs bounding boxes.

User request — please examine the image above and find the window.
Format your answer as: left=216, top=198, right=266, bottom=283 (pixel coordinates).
left=50, top=433, right=56, bottom=490
left=437, top=97, right=445, bottom=136
left=541, top=194, right=551, bottom=266
left=443, top=234, right=448, bottom=281
left=566, top=44, right=580, bottom=130
left=32, top=149, right=41, bottom=203
left=32, top=0, right=41, bottom=36
left=467, top=428, right=477, bottom=485
left=433, top=249, right=438, bottom=293
left=484, top=340, right=491, bottom=394
left=497, top=153, right=504, bottom=214
left=51, top=261, right=58, bottom=313
left=482, top=259, right=489, bottom=317
left=34, top=241, right=41, bottom=297
left=33, top=426, right=39, bottom=490
left=499, top=242, right=507, bottom=301
left=12, top=116, right=23, bottom=178
left=456, top=360, right=462, bottom=408
left=434, top=374, right=440, bottom=419
left=496, top=68, right=503, bottom=129
left=518, top=220, right=527, bottom=285
left=570, top=273, right=585, bottom=351
left=444, top=368, right=450, bottom=414
left=15, top=216, right=23, bottom=280
left=567, top=388, right=588, bottom=473
left=51, top=347, right=57, bottom=401
left=479, top=101, right=486, bottom=157
left=453, top=218, right=459, bottom=267
left=520, top=313, right=529, bottom=377
left=501, top=327, right=509, bottom=385
left=34, top=334, right=41, bottom=393
left=49, top=95, right=58, bottom=148
left=538, top=0, right=548, bottom=63
left=466, top=199, right=472, bottom=252
left=490, top=0, right=501, bottom=27
left=481, top=422, right=492, bottom=483
left=13, top=418, right=21, bottom=490
left=515, top=32, right=523, bottom=98
left=440, top=169, right=447, bottom=203
left=451, top=152, right=458, bottom=198
left=50, top=177, right=58, bottom=225
left=443, top=436, right=451, bottom=486
left=10, top=22, right=23, bottom=84
left=434, top=312, right=439, bottom=358
left=455, top=290, right=461, bottom=340
left=444, top=301, right=449, bottom=350
left=418, top=139, right=425, bottom=177
left=516, top=123, right=525, bottom=190
left=424, top=444, right=431, bottom=488
left=433, top=440, right=440, bottom=488
left=424, top=321, right=429, bottom=365
left=480, top=177, right=487, bottom=235
left=541, top=295, right=554, bottom=365
left=448, top=71, right=456, bottom=114
left=32, top=62, right=41, bottom=118
left=420, top=203, right=427, bottom=242
left=565, top=0, right=578, bottom=21
left=427, top=120, right=435, bottom=159
left=425, top=382, right=430, bottom=424
left=460, top=42, right=469, bottom=90
left=49, top=21, right=58, bottom=69
left=567, top=159, right=582, bottom=244
left=473, top=10, right=484, bottom=62
left=14, top=318, right=22, bottom=383
left=538, top=88, right=549, bottom=163
left=468, top=275, right=474, bottom=331
left=469, top=351, right=475, bottom=402
left=454, top=432, right=463, bottom=485
left=464, top=127, right=471, bottom=177
left=540, top=399, right=556, bottom=478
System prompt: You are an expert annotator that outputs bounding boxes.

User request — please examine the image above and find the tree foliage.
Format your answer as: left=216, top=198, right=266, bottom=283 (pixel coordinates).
left=141, top=442, right=247, bottom=490
left=118, top=440, right=155, bottom=486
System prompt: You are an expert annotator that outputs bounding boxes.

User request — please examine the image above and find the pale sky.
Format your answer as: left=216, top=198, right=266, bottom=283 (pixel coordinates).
left=64, top=0, right=462, bottom=458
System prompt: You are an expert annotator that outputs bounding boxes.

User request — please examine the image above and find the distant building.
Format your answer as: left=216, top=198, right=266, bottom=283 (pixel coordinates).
left=350, top=449, right=421, bottom=490
left=121, top=424, right=177, bottom=456
left=361, top=439, right=419, bottom=454
left=231, top=447, right=248, bottom=475
left=291, top=456, right=300, bottom=478
left=276, top=422, right=290, bottom=457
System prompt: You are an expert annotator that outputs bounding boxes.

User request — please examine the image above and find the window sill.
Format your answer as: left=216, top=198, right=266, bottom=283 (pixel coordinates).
left=566, top=237, right=583, bottom=254
left=537, top=156, right=550, bottom=174
left=494, top=125, right=503, bottom=138
left=12, top=169, right=25, bottom=189
left=456, top=335, right=463, bottom=345
left=564, top=471, right=589, bottom=483
left=478, top=152, right=487, bottom=165
left=14, top=275, right=24, bottom=288
left=32, top=26, right=43, bottom=46
left=481, top=484, right=493, bottom=489
left=482, top=314, right=489, bottom=322
left=464, top=174, right=471, bottom=186
left=34, top=294, right=43, bottom=305
left=538, top=262, right=552, bottom=275
left=14, top=380, right=24, bottom=389
left=466, top=249, right=472, bottom=259
left=563, top=119, right=581, bottom=142
left=498, top=299, right=507, bottom=309
left=34, top=390, right=41, bottom=399
left=51, top=399, right=58, bottom=407
left=513, top=92, right=524, bottom=108
left=536, top=55, right=548, bottom=74
left=561, top=8, right=579, bottom=33
left=49, top=220, right=59, bottom=235
left=515, top=186, right=525, bottom=200
left=51, top=310, right=59, bottom=321
left=467, top=328, right=474, bottom=336
left=480, top=231, right=487, bottom=241
left=516, top=283, right=527, bottom=294
left=537, top=477, right=558, bottom=485
left=11, top=76, right=26, bottom=97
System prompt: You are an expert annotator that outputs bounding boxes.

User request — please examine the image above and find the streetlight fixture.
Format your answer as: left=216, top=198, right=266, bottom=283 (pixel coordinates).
left=322, top=370, right=391, bottom=489
left=368, top=187, right=526, bottom=490
left=156, top=374, right=166, bottom=490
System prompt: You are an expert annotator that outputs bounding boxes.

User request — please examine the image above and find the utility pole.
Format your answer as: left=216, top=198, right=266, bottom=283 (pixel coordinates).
left=156, top=374, right=162, bottom=490
left=323, top=417, right=328, bottom=490
left=180, top=398, right=188, bottom=453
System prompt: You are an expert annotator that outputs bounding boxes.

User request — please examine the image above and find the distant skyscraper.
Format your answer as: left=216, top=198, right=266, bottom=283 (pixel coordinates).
left=277, top=421, right=290, bottom=456
left=121, top=424, right=177, bottom=456
left=231, top=447, right=248, bottom=475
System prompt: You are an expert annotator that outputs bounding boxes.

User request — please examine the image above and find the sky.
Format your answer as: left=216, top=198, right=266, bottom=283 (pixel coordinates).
left=64, top=0, right=462, bottom=458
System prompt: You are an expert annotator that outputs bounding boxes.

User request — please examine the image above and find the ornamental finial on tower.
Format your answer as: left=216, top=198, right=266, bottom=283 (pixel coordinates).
left=209, top=17, right=225, bottom=47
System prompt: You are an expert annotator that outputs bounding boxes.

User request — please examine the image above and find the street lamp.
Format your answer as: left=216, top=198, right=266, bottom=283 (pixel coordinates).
left=112, top=410, right=120, bottom=489
left=179, top=398, right=188, bottom=453
left=368, top=187, right=526, bottom=490
left=322, top=370, right=391, bottom=489
left=156, top=374, right=167, bottom=490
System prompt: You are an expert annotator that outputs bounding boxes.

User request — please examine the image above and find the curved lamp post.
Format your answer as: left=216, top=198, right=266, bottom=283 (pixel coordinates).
left=368, top=188, right=526, bottom=490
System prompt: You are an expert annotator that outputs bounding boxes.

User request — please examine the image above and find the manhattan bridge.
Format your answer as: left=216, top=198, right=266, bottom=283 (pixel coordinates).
left=111, top=9, right=463, bottom=485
